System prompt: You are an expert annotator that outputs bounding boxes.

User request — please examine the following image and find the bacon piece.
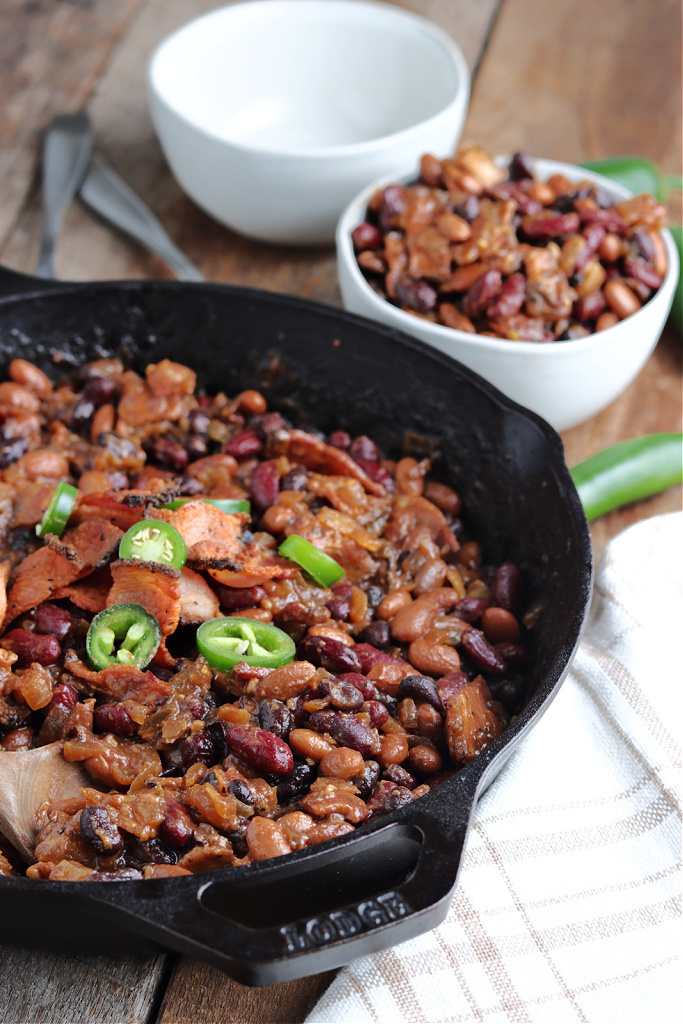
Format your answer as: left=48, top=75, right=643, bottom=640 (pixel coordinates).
left=269, top=430, right=386, bottom=496
left=152, top=501, right=248, bottom=566
left=107, top=558, right=181, bottom=637
left=117, top=365, right=195, bottom=426
left=444, top=675, right=507, bottom=762
left=12, top=482, right=55, bottom=528
left=53, top=568, right=113, bottom=613
left=3, top=518, right=122, bottom=626
left=177, top=567, right=220, bottom=624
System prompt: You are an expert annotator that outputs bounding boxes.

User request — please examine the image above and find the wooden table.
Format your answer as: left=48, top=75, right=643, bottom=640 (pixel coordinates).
left=0, top=1, right=680, bottom=1021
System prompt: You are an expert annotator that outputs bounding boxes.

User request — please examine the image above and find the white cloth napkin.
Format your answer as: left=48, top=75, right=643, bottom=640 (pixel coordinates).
left=306, top=512, right=682, bottom=1024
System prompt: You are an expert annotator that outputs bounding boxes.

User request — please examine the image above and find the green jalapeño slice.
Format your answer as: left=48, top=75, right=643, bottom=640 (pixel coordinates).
left=119, top=519, right=187, bottom=569
left=86, top=603, right=161, bottom=670
left=35, top=481, right=78, bottom=538
left=163, top=498, right=251, bottom=514
left=196, top=617, right=295, bottom=671
left=278, top=534, right=344, bottom=587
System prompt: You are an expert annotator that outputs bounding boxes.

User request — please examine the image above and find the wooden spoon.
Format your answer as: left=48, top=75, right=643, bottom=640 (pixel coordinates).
left=0, top=742, right=90, bottom=862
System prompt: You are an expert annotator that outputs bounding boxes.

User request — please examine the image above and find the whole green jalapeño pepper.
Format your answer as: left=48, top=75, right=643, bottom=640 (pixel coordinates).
left=86, top=603, right=161, bottom=670
left=571, top=433, right=683, bottom=522
left=196, top=616, right=295, bottom=671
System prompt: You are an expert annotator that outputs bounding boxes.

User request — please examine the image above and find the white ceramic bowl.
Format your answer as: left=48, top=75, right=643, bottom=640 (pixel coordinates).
left=147, top=0, right=469, bottom=246
left=336, top=158, right=679, bottom=431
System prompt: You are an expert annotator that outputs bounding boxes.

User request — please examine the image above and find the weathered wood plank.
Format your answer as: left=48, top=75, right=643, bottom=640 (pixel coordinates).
left=0, top=946, right=168, bottom=1024
left=0, top=0, right=145, bottom=249
left=156, top=961, right=337, bottom=1024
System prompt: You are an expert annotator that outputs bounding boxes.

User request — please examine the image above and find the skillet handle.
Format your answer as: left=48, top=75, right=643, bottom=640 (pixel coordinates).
left=94, top=772, right=479, bottom=986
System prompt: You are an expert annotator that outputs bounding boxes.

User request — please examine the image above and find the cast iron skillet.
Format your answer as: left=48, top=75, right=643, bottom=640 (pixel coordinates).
left=0, top=265, right=592, bottom=985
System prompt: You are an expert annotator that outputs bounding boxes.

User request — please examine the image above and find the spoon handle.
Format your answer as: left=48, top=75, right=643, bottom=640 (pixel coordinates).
left=36, top=111, right=93, bottom=278
left=79, top=153, right=204, bottom=282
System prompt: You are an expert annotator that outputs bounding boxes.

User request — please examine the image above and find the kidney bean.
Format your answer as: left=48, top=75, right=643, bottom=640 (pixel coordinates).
left=320, top=678, right=364, bottom=712
left=148, top=435, right=189, bottom=473
left=352, top=759, right=380, bottom=800
left=495, top=642, right=527, bottom=666
left=574, top=290, right=606, bottom=322
left=32, top=603, right=74, bottom=640
left=486, top=272, right=526, bottom=319
left=398, top=675, right=444, bottom=714
left=298, top=634, right=361, bottom=675
left=394, top=276, right=438, bottom=314
left=366, top=779, right=398, bottom=813
left=463, top=269, right=503, bottom=319
left=377, top=733, right=409, bottom=767
left=308, top=710, right=379, bottom=758
left=522, top=211, right=581, bottom=239
left=224, top=429, right=263, bottom=458
left=335, top=673, right=374, bottom=700
left=280, top=464, right=311, bottom=492
left=383, top=764, right=416, bottom=789
left=320, top=746, right=365, bottom=780
left=50, top=683, right=78, bottom=714
left=454, top=596, right=492, bottom=623
left=453, top=194, right=480, bottom=222
left=249, top=460, right=280, bottom=511
left=437, top=668, right=468, bottom=700
left=622, top=256, right=663, bottom=290
left=80, top=806, right=123, bottom=856
left=353, top=643, right=409, bottom=675
left=491, top=563, right=520, bottom=612
left=0, top=436, right=29, bottom=469
left=384, top=786, right=416, bottom=812
left=364, top=700, right=389, bottom=728
left=225, top=725, right=294, bottom=775
left=93, top=702, right=135, bottom=737
left=181, top=730, right=217, bottom=769
left=352, top=222, right=383, bottom=251
left=326, top=596, right=350, bottom=621
left=159, top=800, right=195, bottom=849
left=461, top=628, right=508, bottom=675
left=379, top=184, right=405, bottom=232
left=213, top=584, right=266, bottom=613
left=348, top=435, right=381, bottom=464
left=2, top=629, right=60, bottom=667
left=277, top=761, right=317, bottom=803
left=257, top=698, right=293, bottom=739
left=481, top=607, right=521, bottom=644
left=509, top=152, right=535, bottom=181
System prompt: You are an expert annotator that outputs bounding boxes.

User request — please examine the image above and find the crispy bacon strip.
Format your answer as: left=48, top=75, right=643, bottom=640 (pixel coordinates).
left=178, top=567, right=220, bottom=624
left=3, top=518, right=122, bottom=626
left=64, top=651, right=172, bottom=705
left=269, top=429, right=386, bottom=496
left=152, top=501, right=248, bottom=566
left=107, top=559, right=181, bottom=637
left=53, top=568, right=113, bottom=614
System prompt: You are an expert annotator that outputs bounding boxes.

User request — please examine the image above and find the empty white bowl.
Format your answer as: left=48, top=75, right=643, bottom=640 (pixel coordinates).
left=147, top=0, right=469, bottom=245
left=336, top=158, right=679, bottom=431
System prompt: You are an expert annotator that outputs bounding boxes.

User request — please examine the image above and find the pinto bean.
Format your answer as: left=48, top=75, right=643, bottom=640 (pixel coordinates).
left=407, top=744, right=443, bottom=775
left=91, top=403, right=115, bottom=442
left=604, top=279, right=641, bottom=319
left=8, top=359, right=52, bottom=396
left=320, top=746, right=365, bottom=779
left=408, top=638, right=460, bottom=677
left=390, top=588, right=460, bottom=643
left=261, top=503, right=294, bottom=534
left=306, top=624, right=355, bottom=647
left=0, top=381, right=41, bottom=414
left=252, top=661, right=317, bottom=701
left=16, top=449, right=70, bottom=480
left=377, top=733, right=409, bottom=767
left=423, top=481, right=461, bottom=516
left=481, top=607, right=521, bottom=644
left=376, top=588, right=412, bottom=621
left=413, top=558, right=448, bottom=595
left=288, top=728, right=335, bottom=761
left=246, top=817, right=291, bottom=861
left=236, top=390, right=267, bottom=415
left=394, top=457, right=424, bottom=496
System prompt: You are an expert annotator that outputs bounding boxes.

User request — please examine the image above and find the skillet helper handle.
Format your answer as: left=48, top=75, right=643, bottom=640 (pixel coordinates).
left=78, top=153, right=205, bottom=282
left=95, top=774, right=479, bottom=985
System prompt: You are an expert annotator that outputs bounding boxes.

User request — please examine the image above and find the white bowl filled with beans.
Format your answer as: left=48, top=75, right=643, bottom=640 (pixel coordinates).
left=336, top=145, right=679, bottom=431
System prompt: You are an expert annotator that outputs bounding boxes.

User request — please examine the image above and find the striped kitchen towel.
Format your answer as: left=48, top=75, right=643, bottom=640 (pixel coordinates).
left=306, top=512, right=682, bottom=1024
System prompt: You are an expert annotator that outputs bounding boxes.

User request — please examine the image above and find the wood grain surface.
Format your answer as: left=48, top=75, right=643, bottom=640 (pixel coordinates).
left=0, top=0, right=680, bottom=1021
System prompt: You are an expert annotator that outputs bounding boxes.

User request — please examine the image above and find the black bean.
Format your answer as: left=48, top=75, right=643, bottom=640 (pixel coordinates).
left=398, top=675, right=444, bottom=714
left=258, top=698, right=293, bottom=739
